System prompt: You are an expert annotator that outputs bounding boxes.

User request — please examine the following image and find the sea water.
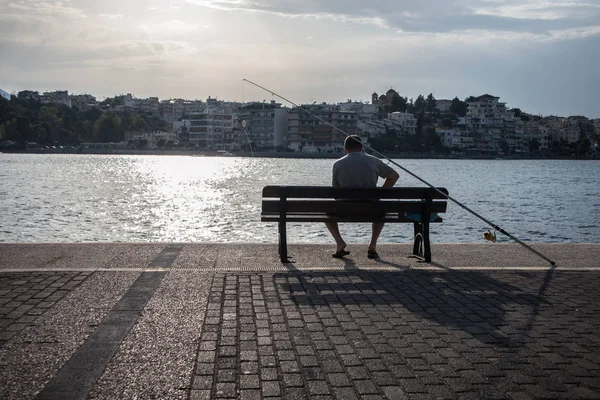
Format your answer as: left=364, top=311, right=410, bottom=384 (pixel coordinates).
left=1, top=154, right=598, bottom=244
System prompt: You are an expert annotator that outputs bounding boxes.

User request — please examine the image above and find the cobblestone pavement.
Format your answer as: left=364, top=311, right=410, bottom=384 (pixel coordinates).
left=190, top=270, right=600, bottom=400
left=0, top=272, right=90, bottom=346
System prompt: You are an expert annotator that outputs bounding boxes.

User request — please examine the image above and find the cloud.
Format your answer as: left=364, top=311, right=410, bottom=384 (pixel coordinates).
left=185, top=0, right=600, bottom=37
left=139, top=20, right=201, bottom=35
left=98, top=13, right=123, bottom=19
left=185, top=0, right=389, bottom=27
left=5, top=0, right=87, bottom=19
left=469, top=1, right=600, bottom=20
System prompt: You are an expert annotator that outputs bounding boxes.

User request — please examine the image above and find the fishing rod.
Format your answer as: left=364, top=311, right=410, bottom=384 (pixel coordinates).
left=243, top=78, right=556, bottom=266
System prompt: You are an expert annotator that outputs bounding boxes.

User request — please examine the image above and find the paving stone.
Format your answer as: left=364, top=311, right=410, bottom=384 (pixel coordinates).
left=307, top=380, right=330, bottom=395
left=282, top=373, right=304, bottom=387
left=354, top=380, right=380, bottom=395
left=240, top=374, right=259, bottom=389
left=262, top=381, right=281, bottom=397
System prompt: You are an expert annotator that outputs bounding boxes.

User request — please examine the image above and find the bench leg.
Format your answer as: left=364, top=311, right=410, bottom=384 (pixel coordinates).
left=423, top=221, right=431, bottom=262
left=413, top=223, right=424, bottom=258
left=278, top=220, right=288, bottom=263
left=412, top=222, right=432, bottom=262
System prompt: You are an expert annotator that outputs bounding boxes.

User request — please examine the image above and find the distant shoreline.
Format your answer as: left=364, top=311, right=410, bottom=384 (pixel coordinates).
left=1, top=148, right=598, bottom=160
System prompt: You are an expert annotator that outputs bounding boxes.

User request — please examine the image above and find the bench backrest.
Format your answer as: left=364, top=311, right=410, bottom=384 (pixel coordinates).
left=262, top=186, right=448, bottom=215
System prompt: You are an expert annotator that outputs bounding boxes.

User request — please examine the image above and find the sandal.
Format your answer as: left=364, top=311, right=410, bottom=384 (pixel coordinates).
left=367, top=250, right=379, bottom=259
left=332, top=249, right=350, bottom=258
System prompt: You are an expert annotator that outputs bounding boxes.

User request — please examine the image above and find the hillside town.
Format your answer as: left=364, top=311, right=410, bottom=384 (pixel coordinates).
left=1, top=88, right=598, bottom=157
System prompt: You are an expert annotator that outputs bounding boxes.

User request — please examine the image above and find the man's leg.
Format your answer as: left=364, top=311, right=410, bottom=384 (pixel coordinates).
left=369, top=222, right=385, bottom=254
left=325, top=222, right=346, bottom=252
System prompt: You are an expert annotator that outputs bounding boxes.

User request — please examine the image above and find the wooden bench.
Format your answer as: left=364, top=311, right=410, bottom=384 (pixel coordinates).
left=261, top=186, right=449, bottom=263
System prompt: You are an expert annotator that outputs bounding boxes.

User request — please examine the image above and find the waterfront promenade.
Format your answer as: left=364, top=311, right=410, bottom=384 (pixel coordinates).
left=1, top=243, right=599, bottom=399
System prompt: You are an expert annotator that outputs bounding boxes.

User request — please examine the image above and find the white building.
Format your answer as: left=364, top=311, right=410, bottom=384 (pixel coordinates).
left=136, top=97, right=160, bottom=116
left=287, top=103, right=355, bottom=153
left=436, top=99, right=453, bottom=113
left=339, top=101, right=378, bottom=121
left=436, top=129, right=474, bottom=150
left=174, top=106, right=235, bottom=149
left=357, top=120, right=386, bottom=139
left=41, top=90, right=71, bottom=107
left=124, top=93, right=135, bottom=109
left=388, top=112, right=417, bottom=135
left=237, top=101, right=283, bottom=150
left=466, top=94, right=526, bottom=153
left=524, top=120, right=550, bottom=152
left=69, top=94, right=98, bottom=111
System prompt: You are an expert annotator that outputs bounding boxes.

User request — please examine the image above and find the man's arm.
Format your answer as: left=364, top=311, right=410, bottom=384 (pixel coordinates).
left=381, top=170, right=399, bottom=188
left=332, top=163, right=339, bottom=187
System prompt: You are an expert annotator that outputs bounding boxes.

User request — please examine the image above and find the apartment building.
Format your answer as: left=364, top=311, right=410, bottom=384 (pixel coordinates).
left=236, top=101, right=284, bottom=150
left=0, top=88, right=11, bottom=100
left=524, top=120, right=551, bottom=151
left=466, top=94, right=527, bottom=153
left=388, top=112, right=417, bottom=135
left=17, top=90, right=40, bottom=101
left=339, top=101, right=378, bottom=121
left=287, top=104, right=358, bottom=153
left=136, top=97, right=160, bottom=117
left=356, top=120, right=386, bottom=139
left=39, top=90, right=71, bottom=107
left=435, top=99, right=453, bottom=113
left=70, top=94, right=98, bottom=111
left=436, top=129, right=474, bottom=150
left=175, top=106, right=235, bottom=149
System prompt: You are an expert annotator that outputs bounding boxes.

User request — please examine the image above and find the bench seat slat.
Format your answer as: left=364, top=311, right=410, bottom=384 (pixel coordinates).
left=262, top=214, right=443, bottom=223
left=262, top=186, right=448, bottom=200
left=262, top=200, right=447, bottom=214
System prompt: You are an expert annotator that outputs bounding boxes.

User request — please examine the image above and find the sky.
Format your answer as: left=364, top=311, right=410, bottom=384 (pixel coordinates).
left=0, top=0, right=599, bottom=118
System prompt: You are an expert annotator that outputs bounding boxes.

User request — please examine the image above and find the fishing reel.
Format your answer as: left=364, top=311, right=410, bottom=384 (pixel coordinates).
left=483, top=230, right=497, bottom=243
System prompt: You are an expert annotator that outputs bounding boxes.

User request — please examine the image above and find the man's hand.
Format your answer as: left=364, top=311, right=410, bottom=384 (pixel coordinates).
left=381, top=170, right=399, bottom=188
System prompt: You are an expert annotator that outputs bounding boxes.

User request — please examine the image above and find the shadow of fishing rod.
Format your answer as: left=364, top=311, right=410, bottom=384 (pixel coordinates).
left=242, top=78, right=556, bottom=266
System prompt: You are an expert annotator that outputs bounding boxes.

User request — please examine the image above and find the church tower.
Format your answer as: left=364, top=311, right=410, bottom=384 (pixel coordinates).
left=372, top=92, right=378, bottom=105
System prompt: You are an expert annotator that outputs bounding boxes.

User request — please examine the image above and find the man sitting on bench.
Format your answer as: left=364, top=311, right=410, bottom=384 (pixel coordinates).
left=326, top=135, right=400, bottom=259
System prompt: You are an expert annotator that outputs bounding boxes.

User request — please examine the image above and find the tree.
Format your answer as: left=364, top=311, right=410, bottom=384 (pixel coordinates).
left=82, top=108, right=102, bottom=123
left=1, top=119, right=20, bottom=142
left=368, top=133, right=402, bottom=153
left=38, top=106, right=62, bottom=142
left=423, top=126, right=442, bottom=151
left=16, top=116, right=34, bottom=142
left=578, top=137, right=591, bottom=156
left=390, top=95, right=407, bottom=113
left=528, top=138, right=540, bottom=153
left=130, top=114, right=148, bottom=131
left=425, top=93, right=437, bottom=114
left=73, top=120, right=91, bottom=141
left=449, top=97, right=467, bottom=117
left=440, top=116, right=456, bottom=129
left=93, top=113, right=122, bottom=142
left=414, top=95, right=426, bottom=115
